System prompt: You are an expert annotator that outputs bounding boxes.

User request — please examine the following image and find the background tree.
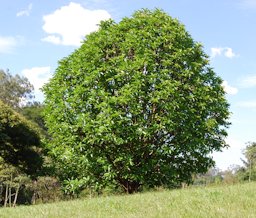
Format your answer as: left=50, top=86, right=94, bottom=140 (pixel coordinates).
left=240, top=142, right=256, bottom=182
left=21, top=102, right=48, bottom=135
left=43, top=9, right=230, bottom=194
left=193, top=167, right=223, bottom=186
left=220, top=165, right=241, bottom=184
left=0, top=70, right=58, bottom=205
left=0, top=158, right=30, bottom=207
left=0, top=100, right=43, bottom=176
left=0, top=69, right=34, bottom=109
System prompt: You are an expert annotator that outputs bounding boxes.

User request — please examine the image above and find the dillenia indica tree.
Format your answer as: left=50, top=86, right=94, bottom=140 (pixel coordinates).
left=43, top=9, right=230, bottom=194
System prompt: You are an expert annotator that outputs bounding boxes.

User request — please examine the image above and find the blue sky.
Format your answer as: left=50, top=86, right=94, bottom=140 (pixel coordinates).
left=1, top=0, right=256, bottom=170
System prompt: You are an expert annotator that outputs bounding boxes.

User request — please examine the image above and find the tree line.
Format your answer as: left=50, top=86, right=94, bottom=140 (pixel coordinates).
left=193, top=142, right=256, bottom=186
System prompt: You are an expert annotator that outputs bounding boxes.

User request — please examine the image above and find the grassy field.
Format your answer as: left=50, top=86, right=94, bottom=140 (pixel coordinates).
left=0, top=182, right=255, bottom=218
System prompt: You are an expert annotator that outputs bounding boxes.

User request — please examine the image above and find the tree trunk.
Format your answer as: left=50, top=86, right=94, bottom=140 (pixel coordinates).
left=249, top=159, right=252, bottom=182
left=0, top=184, right=2, bottom=205
left=12, top=184, right=20, bottom=207
left=4, top=184, right=8, bottom=207
left=31, top=192, right=36, bottom=205
left=8, top=185, right=12, bottom=207
left=118, top=179, right=140, bottom=194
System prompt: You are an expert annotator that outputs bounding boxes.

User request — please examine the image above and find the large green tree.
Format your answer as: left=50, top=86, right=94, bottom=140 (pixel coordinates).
left=43, top=9, right=230, bottom=193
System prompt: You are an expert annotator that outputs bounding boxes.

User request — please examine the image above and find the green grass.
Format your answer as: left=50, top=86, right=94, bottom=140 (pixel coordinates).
left=1, top=182, right=255, bottom=218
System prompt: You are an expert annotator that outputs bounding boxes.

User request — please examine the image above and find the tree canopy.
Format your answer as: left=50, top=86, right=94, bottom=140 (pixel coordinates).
left=0, top=100, right=43, bottom=176
left=43, top=9, right=230, bottom=193
left=241, top=142, right=256, bottom=181
left=21, top=102, right=48, bottom=135
left=0, top=69, right=34, bottom=109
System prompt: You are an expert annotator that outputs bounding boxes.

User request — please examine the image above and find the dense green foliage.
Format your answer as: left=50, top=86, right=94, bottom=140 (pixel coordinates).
left=0, top=69, right=58, bottom=207
left=0, top=69, right=34, bottom=108
left=1, top=182, right=256, bottom=218
left=43, top=9, right=230, bottom=193
left=21, top=102, right=48, bottom=135
left=0, top=100, right=57, bottom=207
left=0, top=100, right=43, bottom=176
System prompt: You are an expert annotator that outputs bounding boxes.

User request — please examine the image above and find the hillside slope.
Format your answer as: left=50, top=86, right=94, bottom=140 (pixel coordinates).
left=0, top=182, right=255, bottom=218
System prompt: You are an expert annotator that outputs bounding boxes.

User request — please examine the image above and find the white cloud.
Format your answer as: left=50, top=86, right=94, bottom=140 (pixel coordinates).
left=210, top=47, right=237, bottom=59
left=21, top=67, right=52, bottom=100
left=16, top=3, right=33, bottom=17
left=42, top=35, right=62, bottom=45
left=222, top=81, right=238, bottom=95
left=42, top=2, right=111, bottom=46
left=210, top=47, right=222, bottom=58
left=224, top=48, right=236, bottom=58
left=241, top=75, right=256, bottom=88
left=238, top=101, right=256, bottom=108
left=0, top=36, right=17, bottom=53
